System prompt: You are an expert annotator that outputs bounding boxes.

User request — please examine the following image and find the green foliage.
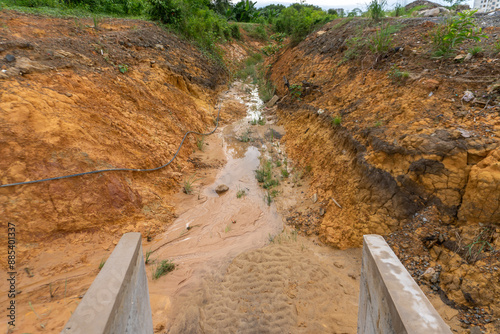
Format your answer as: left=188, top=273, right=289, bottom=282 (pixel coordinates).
left=431, top=10, right=487, bottom=58
left=232, top=0, right=258, bottom=22
left=468, top=46, right=483, bottom=56
left=270, top=32, right=286, bottom=43
left=92, top=14, right=101, bottom=29
left=236, top=188, right=246, bottom=198
left=255, top=160, right=272, bottom=183
left=387, top=65, right=410, bottom=83
left=258, top=117, right=266, bottom=125
left=341, top=36, right=365, bottom=62
left=264, top=190, right=278, bottom=206
left=145, top=249, right=153, bottom=264
left=4, top=0, right=145, bottom=15
left=263, top=178, right=279, bottom=189
left=366, top=0, right=386, bottom=22
left=183, top=174, right=200, bottom=194
left=273, top=5, right=335, bottom=44
left=495, top=39, right=500, bottom=53
left=370, top=24, right=393, bottom=53
left=254, top=169, right=266, bottom=182
left=118, top=64, right=128, bottom=73
left=261, top=33, right=286, bottom=56
left=289, top=84, right=302, bottom=100
left=388, top=65, right=409, bottom=83
left=148, top=0, right=182, bottom=24
left=147, top=0, right=235, bottom=54
left=240, top=23, right=268, bottom=40
left=333, top=17, right=352, bottom=29
left=259, top=80, right=275, bottom=103
left=152, top=260, right=175, bottom=280
left=238, top=130, right=251, bottom=142
left=275, top=160, right=282, bottom=167
left=229, top=24, right=241, bottom=39
left=261, top=44, right=279, bottom=55
left=464, top=228, right=494, bottom=263
left=281, top=168, right=289, bottom=178
left=393, top=3, right=404, bottom=17
left=347, top=8, right=362, bottom=17
left=269, top=229, right=298, bottom=244
left=197, top=135, right=204, bottom=151
left=331, top=115, right=342, bottom=126
left=253, top=24, right=268, bottom=40
left=98, top=259, right=106, bottom=270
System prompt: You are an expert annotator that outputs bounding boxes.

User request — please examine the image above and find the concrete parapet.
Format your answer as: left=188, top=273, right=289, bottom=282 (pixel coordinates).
left=61, top=232, right=153, bottom=334
left=357, top=234, right=452, bottom=334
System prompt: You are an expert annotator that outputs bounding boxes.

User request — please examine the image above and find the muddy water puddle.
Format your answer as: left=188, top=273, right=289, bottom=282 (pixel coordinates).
left=149, top=82, right=362, bottom=333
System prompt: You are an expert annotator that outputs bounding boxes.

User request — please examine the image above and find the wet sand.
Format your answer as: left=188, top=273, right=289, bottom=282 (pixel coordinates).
left=147, top=82, right=362, bottom=333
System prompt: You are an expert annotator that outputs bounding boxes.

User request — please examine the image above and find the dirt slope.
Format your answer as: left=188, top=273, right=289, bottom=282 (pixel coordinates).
left=0, top=10, right=233, bottom=332
left=268, top=17, right=500, bottom=331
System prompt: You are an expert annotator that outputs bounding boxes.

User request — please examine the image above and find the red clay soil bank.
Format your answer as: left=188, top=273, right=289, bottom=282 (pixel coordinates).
left=0, top=11, right=228, bottom=245
left=0, top=10, right=234, bottom=332
left=269, top=17, right=500, bottom=330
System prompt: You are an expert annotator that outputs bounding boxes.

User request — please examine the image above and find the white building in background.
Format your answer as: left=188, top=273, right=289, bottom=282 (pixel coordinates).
left=474, top=0, right=500, bottom=12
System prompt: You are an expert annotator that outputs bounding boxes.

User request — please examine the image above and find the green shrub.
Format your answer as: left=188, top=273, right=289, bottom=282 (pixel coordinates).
left=230, top=24, right=241, bottom=39
left=431, top=10, right=487, bottom=58
left=118, top=64, right=128, bottom=73
left=273, top=5, right=334, bottom=44
left=289, top=83, right=302, bottom=100
left=259, top=81, right=275, bottom=102
left=393, top=3, right=405, bottom=17
left=370, top=24, right=393, bottom=53
left=147, top=0, right=233, bottom=54
left=366, top=0, right=386, bottom=22
left=148, top=0, right=182, bottom=24
left=255, top=168, right=269, bottom=182
left=262, top=44, right=280, bottom=56
left=13, top=0, right=59, bottom=7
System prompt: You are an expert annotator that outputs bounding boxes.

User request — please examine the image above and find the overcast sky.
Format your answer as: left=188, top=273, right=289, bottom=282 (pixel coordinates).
left=254, top=0, right=475, bottom=12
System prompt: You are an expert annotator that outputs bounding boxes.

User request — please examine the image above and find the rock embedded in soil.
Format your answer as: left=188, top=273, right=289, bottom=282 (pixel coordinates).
left=4, top=54, right=15, bottom=62
left=215, top=184, right=229, bottom=194
left=312, top=193, right=318, bottom=203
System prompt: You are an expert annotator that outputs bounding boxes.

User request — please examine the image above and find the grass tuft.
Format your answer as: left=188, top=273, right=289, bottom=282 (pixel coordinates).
left=152, top=260, right=175, bottom=280
left=331, top=115, right=342, bottom=126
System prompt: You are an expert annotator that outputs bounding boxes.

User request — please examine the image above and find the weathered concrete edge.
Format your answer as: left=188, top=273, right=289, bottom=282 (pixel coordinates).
left=61, top=232, right=153, bottom=334
left=357, top=234, right=452, bottom=334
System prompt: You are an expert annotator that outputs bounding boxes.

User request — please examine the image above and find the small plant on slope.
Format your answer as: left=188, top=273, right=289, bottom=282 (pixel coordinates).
left=153, top=260, right=175, bottom=280
left=431, top=10, right=487, bottom=58
left=183, top=174, right=201, bottom=194
left=331, top=115, right=342, bottom=126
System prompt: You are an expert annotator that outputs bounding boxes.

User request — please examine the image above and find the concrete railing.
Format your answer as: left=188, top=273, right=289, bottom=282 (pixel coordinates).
left=62, top=232, right=153, bottom=334
left=357, top=235, right=452, bottom=334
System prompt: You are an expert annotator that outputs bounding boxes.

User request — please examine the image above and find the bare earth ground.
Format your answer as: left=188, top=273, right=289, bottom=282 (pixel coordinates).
left=269, top=16, right=500, bottom=333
